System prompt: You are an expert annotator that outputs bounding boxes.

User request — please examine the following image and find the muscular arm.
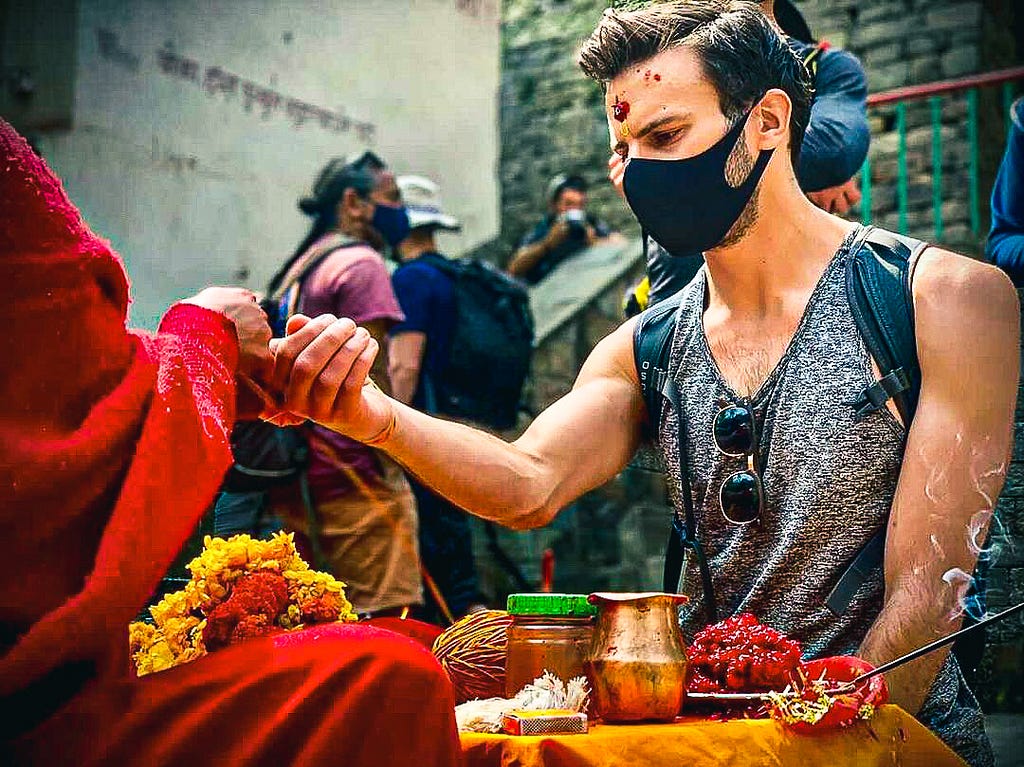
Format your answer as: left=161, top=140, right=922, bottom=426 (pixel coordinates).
left=270, top=315, right=646, bottom=530
left=858, top=250, right=1020, bottom=713
left=388, top=331, right=425, bottom=405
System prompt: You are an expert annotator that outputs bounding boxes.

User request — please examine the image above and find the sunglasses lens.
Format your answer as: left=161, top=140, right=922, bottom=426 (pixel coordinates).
left=713, top=405, right=754, bottom=455
left=720, top=471, right=761, bottom=524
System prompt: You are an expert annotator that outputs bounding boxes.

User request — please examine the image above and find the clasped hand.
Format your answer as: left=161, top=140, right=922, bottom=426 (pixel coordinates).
left=259, top=314, right=392, bottom=441
left=184, top=287, right=389, bottom=439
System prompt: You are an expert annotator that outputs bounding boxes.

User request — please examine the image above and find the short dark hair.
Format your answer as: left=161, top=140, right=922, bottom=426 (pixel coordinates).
left=548, top=173, right=588, bottom=203
left=577, top=0, right=812, bottom=166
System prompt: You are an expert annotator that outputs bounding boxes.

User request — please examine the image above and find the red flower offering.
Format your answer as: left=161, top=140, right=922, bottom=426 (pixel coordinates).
left=688, top=612, right=803, bottom=694
left=768, top=655, right=889, bottom=732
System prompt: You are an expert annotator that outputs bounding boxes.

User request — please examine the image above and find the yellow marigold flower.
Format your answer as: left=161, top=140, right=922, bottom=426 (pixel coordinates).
left=128, top=532, right=354, bottom=676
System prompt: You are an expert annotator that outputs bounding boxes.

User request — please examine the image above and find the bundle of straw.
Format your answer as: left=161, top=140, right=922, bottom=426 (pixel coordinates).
left=432, top=610, right=512, bottom=703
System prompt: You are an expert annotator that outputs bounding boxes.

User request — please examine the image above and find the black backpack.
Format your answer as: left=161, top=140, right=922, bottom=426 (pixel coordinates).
left=634, top=226, right=926, bottom=619
left=417, top=254, right=534, bottom=430
left=218, top=238, right=362, bottom=567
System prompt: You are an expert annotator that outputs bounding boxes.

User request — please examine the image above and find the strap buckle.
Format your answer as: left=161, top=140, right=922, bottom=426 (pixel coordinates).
left=850, top=367, right=911, bottom=420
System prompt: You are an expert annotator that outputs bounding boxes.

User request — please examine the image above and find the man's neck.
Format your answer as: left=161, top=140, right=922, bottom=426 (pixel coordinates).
left=399, top=243, right=436, bottom=262
left=703, top=179, right=855, bottom=317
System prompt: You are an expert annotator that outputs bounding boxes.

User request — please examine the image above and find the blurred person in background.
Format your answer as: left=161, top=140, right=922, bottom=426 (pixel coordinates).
left=507, top=172, right=622, bottom=284
left=987, top=97, right=1024, bottom=286
left=0, top=119, right=460, bottom=766
left=390, top=175, right=487, bottom=622
left=619, top=0, right=870, bottom=313
left=264, top=153, right=424, bottom=619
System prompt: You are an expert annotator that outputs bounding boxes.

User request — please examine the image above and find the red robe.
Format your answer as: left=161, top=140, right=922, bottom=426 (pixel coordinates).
left=0, top=119, right=461, bottom=766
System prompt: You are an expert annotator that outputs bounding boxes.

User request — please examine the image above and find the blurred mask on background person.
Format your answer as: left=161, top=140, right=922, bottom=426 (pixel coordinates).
left=346, top=153, right=410, bottom=251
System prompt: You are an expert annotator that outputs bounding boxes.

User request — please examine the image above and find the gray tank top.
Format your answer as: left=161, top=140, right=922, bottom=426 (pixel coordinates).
left=656, top=227, right=991, bottom=765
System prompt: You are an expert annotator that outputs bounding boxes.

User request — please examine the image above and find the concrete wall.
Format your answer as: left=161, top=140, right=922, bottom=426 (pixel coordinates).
left=7, top=0, right=500, bottom=329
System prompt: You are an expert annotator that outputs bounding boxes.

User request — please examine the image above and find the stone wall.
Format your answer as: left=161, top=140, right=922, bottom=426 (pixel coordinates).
left=487, top=0, right=1023, bottom=712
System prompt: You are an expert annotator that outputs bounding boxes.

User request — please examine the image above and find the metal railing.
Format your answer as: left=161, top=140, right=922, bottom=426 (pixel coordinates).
left=861, top=65, right=1024, bottom=242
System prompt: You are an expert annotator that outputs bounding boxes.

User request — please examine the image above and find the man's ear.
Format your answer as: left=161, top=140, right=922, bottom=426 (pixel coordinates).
left=754, top=88, right=792, bottom=152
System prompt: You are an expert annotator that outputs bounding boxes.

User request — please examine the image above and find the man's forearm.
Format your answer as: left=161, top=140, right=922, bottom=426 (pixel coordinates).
left=370, top=400, right=557, bottom=529
left=858, top=588, right=957, bottom=714
left=389, top=365, right=420, bottom=405
left=507, top=241, right=548, bottom=278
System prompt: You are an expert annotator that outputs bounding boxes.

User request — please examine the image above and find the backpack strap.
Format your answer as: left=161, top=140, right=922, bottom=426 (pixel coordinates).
left=272, top=235, right=362, bottom=320
left=845, top=226, right=928, bottom=426
left=801, top=40, right=830, bottom=78
left=633, top=291, right=718, bottom=620
left=634, top=291, right=686, bottom=441
left=828, top=226, right=929, bottom=616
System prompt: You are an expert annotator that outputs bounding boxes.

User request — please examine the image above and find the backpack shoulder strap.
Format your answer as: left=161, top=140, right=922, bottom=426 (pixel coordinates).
left=633, top=291, right=686, bottom=440
left=828, top=227, right=928, bottom=616
left=845, top=226, right=928, bottom=426
left=801, top=40, right=830, bottom=78
left=275, top=235, right=363, bottom=320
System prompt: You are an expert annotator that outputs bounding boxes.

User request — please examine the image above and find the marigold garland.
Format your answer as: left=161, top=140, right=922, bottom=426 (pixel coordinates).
left=129, top=532, right=356, bottom=676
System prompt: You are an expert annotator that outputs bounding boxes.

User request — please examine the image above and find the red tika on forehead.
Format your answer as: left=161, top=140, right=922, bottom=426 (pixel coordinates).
left=612, top=96, right=630, bottom=123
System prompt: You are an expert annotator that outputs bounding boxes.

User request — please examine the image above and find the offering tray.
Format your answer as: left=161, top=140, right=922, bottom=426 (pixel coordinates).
left=685, top=691, right=772, bottom=706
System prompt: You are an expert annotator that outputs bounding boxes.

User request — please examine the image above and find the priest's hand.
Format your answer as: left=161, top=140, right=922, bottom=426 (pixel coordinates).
left=265, top=314, right=395, bottom=441
left=183, top=286, right=273, bottom=380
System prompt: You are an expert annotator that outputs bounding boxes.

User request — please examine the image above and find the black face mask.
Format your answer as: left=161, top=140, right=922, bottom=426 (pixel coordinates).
left=622, top=108, right=774, bottom=256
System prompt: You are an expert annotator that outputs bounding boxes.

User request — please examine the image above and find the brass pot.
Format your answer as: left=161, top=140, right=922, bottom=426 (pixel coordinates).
left=583, top=592, right=689, bottom=722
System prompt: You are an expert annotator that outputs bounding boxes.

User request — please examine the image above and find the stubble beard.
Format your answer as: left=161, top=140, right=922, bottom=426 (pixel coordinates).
left=716, top=128, right=761, bottom=250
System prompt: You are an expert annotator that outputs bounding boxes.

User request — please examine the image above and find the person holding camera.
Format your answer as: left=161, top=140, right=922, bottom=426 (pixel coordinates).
left=507, top=173, right=621, bottom=284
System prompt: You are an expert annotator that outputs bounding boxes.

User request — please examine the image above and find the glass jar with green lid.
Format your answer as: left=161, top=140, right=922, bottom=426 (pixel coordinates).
left=504, top=593, right=598, bottom=697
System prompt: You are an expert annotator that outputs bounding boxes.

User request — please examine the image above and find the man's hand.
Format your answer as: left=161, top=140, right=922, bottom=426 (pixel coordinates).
left=544, top=219, right=572, bottom=250
left=608, top=153, right=626, bottom=200
left=807, top=178, right=862, bottom=215
left=183, top=287, right=272, bottom=379
left=267, top=313, right=394, bottom=440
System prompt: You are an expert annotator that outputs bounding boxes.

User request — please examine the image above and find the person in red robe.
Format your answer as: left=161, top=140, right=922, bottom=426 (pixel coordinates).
left=0, top=118, right=462, bottom=767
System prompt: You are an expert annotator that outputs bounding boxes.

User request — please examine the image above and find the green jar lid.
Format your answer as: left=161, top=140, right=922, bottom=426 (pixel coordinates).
left=506, top=593, right=597, bottom=617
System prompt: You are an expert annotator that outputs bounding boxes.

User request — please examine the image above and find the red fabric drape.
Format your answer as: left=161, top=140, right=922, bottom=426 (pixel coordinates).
left=0, top=119, right=461, bottom=766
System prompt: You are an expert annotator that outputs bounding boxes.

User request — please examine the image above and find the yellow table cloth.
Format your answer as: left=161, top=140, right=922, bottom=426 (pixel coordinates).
left=460, top=705, right=967, bottom=767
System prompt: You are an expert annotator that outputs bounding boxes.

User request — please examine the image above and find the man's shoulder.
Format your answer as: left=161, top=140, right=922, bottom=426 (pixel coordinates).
left=913, top=245, right=1018, bottom=311
left=910, top=245, right=1019, bottom=360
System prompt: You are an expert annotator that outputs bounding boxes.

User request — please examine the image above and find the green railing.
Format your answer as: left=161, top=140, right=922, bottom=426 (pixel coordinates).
left=861, top=66, right=1024, bottom=241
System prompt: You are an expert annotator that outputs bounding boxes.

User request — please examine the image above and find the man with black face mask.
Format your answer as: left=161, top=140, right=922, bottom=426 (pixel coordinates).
left=262, top=4, right=1016, bottom=763
left=263, top=152, right=425, bottom=620
left=616, top=0, right=870, bottom=311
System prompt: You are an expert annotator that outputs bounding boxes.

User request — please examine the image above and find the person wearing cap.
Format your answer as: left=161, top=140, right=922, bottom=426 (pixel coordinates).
left=507, top=173, right=620, bottom=284
left=264, top=153, right=425, bottom=619
left=390, top=175, right=487, bottom=622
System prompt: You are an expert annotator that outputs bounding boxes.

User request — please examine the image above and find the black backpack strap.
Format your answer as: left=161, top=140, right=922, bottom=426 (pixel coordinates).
left=656, top=370, right=718, bottom=622
left=829, top=226, right=929, bottom=615
left=633, top=291, right=717, bottom=620
left=634, top=292, right=685, bottom=440
left=845, top=226, right=928, bottom=426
